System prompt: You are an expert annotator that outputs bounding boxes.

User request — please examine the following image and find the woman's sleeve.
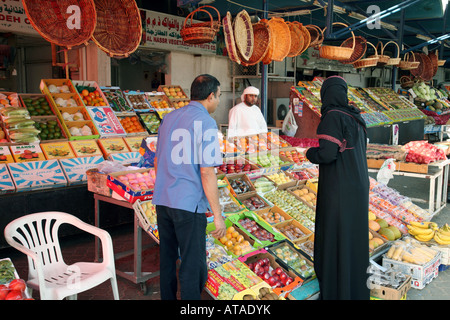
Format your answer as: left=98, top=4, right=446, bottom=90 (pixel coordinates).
left=305, top=112, right=343, bottom=164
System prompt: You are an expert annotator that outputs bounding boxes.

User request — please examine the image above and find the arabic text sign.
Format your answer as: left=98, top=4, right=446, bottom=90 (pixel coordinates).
left=0, top=0, right=38, bottom=36
left=140, top=9, right=217, bottom=55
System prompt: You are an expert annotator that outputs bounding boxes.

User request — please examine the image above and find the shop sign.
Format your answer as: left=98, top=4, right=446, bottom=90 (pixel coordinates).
left=140, top=9, right=217, bottom=56
left=0, top=0, right=38, bottom=36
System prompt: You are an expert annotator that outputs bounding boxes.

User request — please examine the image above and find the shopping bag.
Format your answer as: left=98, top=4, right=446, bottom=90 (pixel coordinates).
left=282, top=107, right=298, bottom=137
left=376, top=158, right=396, bottom=185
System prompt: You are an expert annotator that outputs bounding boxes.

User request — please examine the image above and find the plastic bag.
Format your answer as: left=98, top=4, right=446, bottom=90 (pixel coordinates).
left=376, top=158, right=396, bottom=185
left=282, top=107, right=298, bottom=137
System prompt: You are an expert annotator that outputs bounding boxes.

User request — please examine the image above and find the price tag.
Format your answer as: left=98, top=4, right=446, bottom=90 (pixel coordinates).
left=293, top=98, right=303, bottom=117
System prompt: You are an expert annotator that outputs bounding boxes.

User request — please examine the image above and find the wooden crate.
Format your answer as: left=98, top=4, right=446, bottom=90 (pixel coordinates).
left=367, top=159, right=428, bottom=174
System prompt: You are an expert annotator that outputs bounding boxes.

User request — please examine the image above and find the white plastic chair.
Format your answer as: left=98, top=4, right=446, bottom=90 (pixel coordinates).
left=4, top=211, right=119, bottom=300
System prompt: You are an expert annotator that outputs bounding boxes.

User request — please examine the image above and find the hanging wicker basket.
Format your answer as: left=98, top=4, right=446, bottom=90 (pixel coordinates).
left=413, top=53, right=433, bottom=81
left=91, top=0, right=142, bottom=58
left=223, top=11, right=240, bottom=64
left=305, top=24, right=323, bottom=48
left=319, top=22, right=355, bottom=61
left=292, top=22, right=311, bottom=55
left=266, top=17, right=291, bottom=62
left=438, top=59, right=446, bottom=66
left=261, top=18, right=274, bottom=65
left=339, top=36, right=367, bottom=65
left=180, top=5, right=221, bottom=45
left=286, top=22, right=304, bottom=57
left=428, top=50, right=439, bottom=77
left=353, top=41, right=379, bottom=69
left=234, top=10, right=254, bottom=62
left=241, top=20, right=271, bottom=66
left=368, top=42, right=390, bottom=66
left=400, top=75, right=415, bottom=89
left=22, top=0, right=97, bottom=49
left=399, top=52, right=420, bottom=70
left=383, top=41, right=401, bottom=66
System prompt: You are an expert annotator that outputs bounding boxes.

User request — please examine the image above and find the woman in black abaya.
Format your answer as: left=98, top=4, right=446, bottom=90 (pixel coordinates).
left=305, top=76, right=370, bottom=300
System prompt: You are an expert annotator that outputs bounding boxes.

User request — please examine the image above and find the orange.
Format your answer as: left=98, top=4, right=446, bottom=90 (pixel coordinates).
left=81, top=89, right=89, bottom=97
left=227, top=226, right=235, bottom=234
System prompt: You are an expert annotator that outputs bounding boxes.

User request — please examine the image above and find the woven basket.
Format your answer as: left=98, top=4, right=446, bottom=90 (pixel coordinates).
left=241, top=20, right=271, bottom=66
left=383, top=41, right=401, bottom=66
left=286, top=22, right=304, bottom=57
left=438, top=59, right=446, bottom=66
left=223, top=11, right=240, bottom=64
left=319, top=23, right=355, bottom=61
left=234, top=10, right=254, bottom=62
left=180, top=5, right=221, bottom=45
left=400, top=75, right=415, bottom=89
left=91, top=0, right=142, bottom=58
left=353, top=41, right=379, bottom=69
left=267, top=17, right=291, bottom=62
left=305, top=24, right=323, bottom=48
left=368, top=42, right=390, bottom=66
left=428, top=50, right=439, bottom=77
left=22, top=0, right=96, bottom=49
left=339, top=36, right=367, bottom=65
left=292, top=22, right=310, bottom=55
left=414, top=53, right=433, bottom=81
left=261, top=18, right=274, bottom=65
left=399, top=52, right=420, bottom=70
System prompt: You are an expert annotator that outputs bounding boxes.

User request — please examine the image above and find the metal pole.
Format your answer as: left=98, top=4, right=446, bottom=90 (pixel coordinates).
left=260, top=0, right=268, bottom=121
left=392, top=8, right=405, bottom=90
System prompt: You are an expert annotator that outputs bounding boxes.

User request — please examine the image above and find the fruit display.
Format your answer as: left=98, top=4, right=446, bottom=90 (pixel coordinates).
left=253, top=177, right=275, bottom=194
left=47, top=83, right=73, bottom=94
left=124, top=92, right=151, bottom=110
left=240, top=195, right=267, bottom=211
left=77, top=87, right=107, bottom=107
left=34, top=119, right=65, bottom=141
left=277, top=221, right=309, bottom=241
left=101, top=87, right=132, bottom=112
left=290, top=185, right=317, bottom=207
left=403, top=140, right=446, bottom=164
left=0, top=92, right=20, bottom=108
left=279, top=149, right=306, bottom=163
left=299, top=240, right=314, bottom=258
left=231, top=136, right=268, bottom=154
left=160, top=85, right=188, bottom=99
left=228, top=176, right=253, bottom=195
left=1, top=107, right=40, bottom=143
left=148, top=98, right=171, bottom=110
left=61, top=110, right=86, bottom=121
left=113, top=170, right=156, bottom=192
left=20, top=95, right=54, bottom=116
left=263, top=189, right=315, bottom=231
left=53, top=95, right=81, bottom=108
left=206, top=235, right=234, bottom=269
left=138, top=112, right=160, bottom=134
left=279, top=136, right=319, bottom=148
left=68, top=124, right=94, bottom=137
left=247, top=153, right=291, bottom=168
left=140, top=199, right=157, bottom=225
left=257, top=206, right=289, bottom=225
left=265, top=132, right=290, bottom=149
left=270, top=242, right=315, bottom=279
left=218, top=226, right=254, bottom=256
left=385, top=237, right=439, bottom=265
left=265, top=171, right=294, bottom=186
left=239, top=218, right=275, bottom=242
left=369, top=218, right=402, bottom=241
left=246, top=257, right=294, bottom=288
left=172, top=100, right=190, bottom=109
left=118, top=115, right=147, bottom=134
left=217, top=158, right=254, bottom=174
left=218, top=187, right=245, bottom=213
left=289, top=169, right=315, bottom=181
left=252, top=287, right=282, bottom=300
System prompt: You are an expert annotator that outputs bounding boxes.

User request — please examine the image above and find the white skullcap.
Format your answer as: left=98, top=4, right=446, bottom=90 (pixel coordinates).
left=241, top=86, right=260, bottom=102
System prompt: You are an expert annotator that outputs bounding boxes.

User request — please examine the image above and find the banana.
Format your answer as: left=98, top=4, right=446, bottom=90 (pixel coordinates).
left=437, top=231, right=450, bottom=242
left=409, top=221, right=432, bottom=228
left=434, top=232, right=450, bottom=245
left=415, top=232, right=435, bottom=242
left=439, top=226, right=450, bottom=237
left=408, top=226, right=434, bottom=236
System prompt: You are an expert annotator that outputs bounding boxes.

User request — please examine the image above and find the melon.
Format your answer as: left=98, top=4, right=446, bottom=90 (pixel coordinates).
left=379, top=227, right=395, bottom=241
left=373, top=237, right=384, bottom=246
left=388, top=226, right=401, bottom=239
left=369, top=220, right=380, bottom=232
left=376, top=219, right=388, bottom=229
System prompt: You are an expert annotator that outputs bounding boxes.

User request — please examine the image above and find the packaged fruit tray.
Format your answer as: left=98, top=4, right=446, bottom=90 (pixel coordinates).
left=62, top=120, right=99, bottom=141
left=123, top=91, right=152, bottom=112
left=288, top=184, right=317, bottom=208
left=137, top=112, right=161, bottom=135
left=133, top=199, right=159, bottom=242
left=256, top=205, right=293, bottom=226
left=34, top=116, right=68, bottom=142
left=146, top=92, right=172, bottom=110
left=272, top=219, right=313, bottom=245
left=117, top=114, right=148, bottom=136
left=266, top=240, right=315, bottom=281
left=72, top=80, right=108, bottom=107
left=216, top=156, right=260, bottom=175
left=100, top=86, right=133, bottom=112
left=106, top=168, right=156, bottom=203
left=0, top=92, right=20, bottom=108
left=158, top=85, right=188, bottom=99
left=40, top=79, right=77, bottom=95
left=226, top=173, right=256, bottom=197
left=19, top=94, right=56, bottom=117
left=207, top=221, right=257, bottom=258
left=49, top=93, right=85, bottom=108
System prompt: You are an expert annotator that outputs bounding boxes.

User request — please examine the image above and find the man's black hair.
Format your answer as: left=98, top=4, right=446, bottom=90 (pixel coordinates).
left=190, top=74, right=220, bottom=101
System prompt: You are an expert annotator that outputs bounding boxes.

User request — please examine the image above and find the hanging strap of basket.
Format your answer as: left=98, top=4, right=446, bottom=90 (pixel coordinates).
left=383, top=41, right=401, bottom=65
left=183, top=5, right=220, bottom=29
left=305, top=24, right=324, bottom=48
left=319, top=22, right=355, bottom=61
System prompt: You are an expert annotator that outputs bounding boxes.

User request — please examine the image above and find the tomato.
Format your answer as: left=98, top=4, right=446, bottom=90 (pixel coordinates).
left=5, top=290, right=23, bottom=300
left=0, top=284, right=9, bottom=300
left=9, top=279, right=26, bottom=292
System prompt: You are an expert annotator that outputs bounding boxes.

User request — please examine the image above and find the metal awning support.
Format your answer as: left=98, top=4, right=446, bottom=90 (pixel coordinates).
left=402, top=33, right=450, bottom=54
left=392, top=8, right=405, bottom=90
left=326, top=0, right=422, bottom=40
left=260, top=0, right=268, bottom=121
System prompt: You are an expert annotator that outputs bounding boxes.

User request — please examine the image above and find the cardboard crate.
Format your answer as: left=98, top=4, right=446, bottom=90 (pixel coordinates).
left=0, top=163, right=15, bottom=194
left=369, top=275, right=411, bottom=300
left=367, top=158, right=428, bottom=174
left=256, top=205, right=294, bottom=226
left=0, top=145, right=14, bottom=163
left=10, top=143, right=46, bottom=162
left=100, top=86, right=133, bottom=112
left=226, top=173, right=256, bottom=197
left=235, top=191, right=271, bottom=212
left=287, top=183, right=317, bottom=209
left=108, top=151, right=141, bottom=165
left=97, top=137, right=130, bottom=158
left=41, top=141, right=76, bottom=160
left=272, top=219, right=313, bottom=246
left=71, top=80, right=109, bottom=107
left=19, top=94, right=56, bottom=117
left=33, top=116, right=69, bottom=142
left=87, top=106, right=127, bottom=137
left=132, top=199, right=159, bottom=241
left=106, top=168, right=155, bottom=203
left=123, top=91, right=152, bottom=112
left=59, top=155, right=105, bottom=185
left=382, top=251, right=441, bottom=289
left=123, top=135, right=148, bottom=153
left=86, top=168, right=111, bottom=196
left=69, top=139, right=103, bottom=158
left=264, top=170, right=297, bottom=189
left=40, top=79, right=77, bottom=95
left=62, top=120, right=100, bottom=141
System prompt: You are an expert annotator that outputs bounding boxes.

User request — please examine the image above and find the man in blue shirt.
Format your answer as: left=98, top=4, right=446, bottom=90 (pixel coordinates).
left=153, top=74, right=226, bottom=300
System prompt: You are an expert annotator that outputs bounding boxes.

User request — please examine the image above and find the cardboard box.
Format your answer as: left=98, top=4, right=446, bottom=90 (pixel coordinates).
left=123, top=135, right=147, bottom=153
left=273, top=219, right=313, bottom=245
left=69, top=139, right=103, bottom=158
left=86, top=168, right=111, bottom=196
left=369, top=275, right=411, bottom=300
left=115, top=114, right=148, bottom=136
left=264, top=170, right=297, bottom=189
left=123, top=91, right=152, bottom=112
left=288, top=278, right=320, bottom=300
left=106, top=168, right=155, bottom=203
left=71, top=80, right=109, bottom=107
left=97, top=137, right=130, bottom=158
left=100, top=86, right=133, bottom=112
left=8, top=159, right=67, bottom=191
left=86, top=106, right=127, bottom=137
left=108, top=151, right=141, bottom=165
left=19, top=94, right=56, bottom=117
left=40, top=79, right=77, bottom=95
left=0, top=145, right=14, bottom=163
left=0, top=163, right=15, bottom=193
left=10, top=143, right=46, bottom=162
left=63, top=120, right=100, bottom=141
left=41, top=141, right=76, bottom=160
left=33, top=116, right=69, bottom=142
left=238, top=248, right=302, bottom=297
left=256, top=205, right=294, bottom=226
left=226, top=173, right=256, bottom=197
left=59, top=155, right=105, bottom=185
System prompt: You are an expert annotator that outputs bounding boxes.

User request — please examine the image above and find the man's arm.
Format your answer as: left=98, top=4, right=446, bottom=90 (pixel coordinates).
left=200, top=166, right=226, bottom=239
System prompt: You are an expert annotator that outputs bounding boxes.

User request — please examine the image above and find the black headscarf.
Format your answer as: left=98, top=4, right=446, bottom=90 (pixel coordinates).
left=320, top=76, right=366, bottom=128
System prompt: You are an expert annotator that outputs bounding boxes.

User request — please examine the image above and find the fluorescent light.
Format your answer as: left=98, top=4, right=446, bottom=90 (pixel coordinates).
left=198, top=0, right=215, bottom=4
